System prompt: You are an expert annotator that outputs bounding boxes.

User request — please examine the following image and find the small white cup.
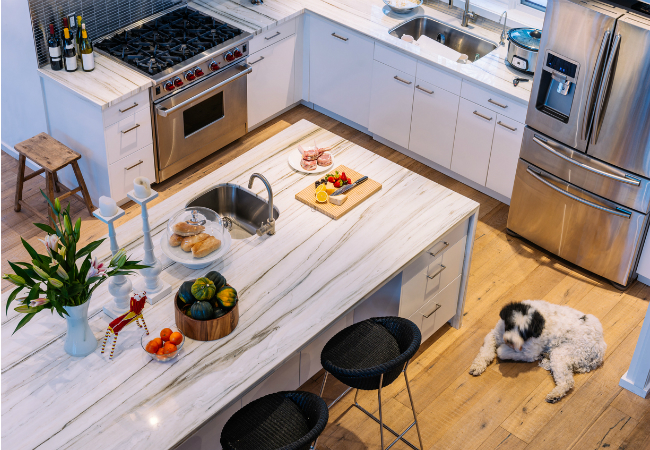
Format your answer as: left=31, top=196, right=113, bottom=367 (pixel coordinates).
left=133, top=177, right=152, bottom=199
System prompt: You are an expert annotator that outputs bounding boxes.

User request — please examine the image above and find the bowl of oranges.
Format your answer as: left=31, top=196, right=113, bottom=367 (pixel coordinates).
left=142, top=327, right=185, bottom=361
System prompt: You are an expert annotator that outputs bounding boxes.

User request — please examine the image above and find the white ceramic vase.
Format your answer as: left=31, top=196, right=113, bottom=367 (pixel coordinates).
left=63, top=302, right=98, bottom=357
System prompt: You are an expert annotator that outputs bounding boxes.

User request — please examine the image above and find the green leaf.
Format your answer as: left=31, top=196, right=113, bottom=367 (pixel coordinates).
left=76, top=240, right=104, bottom=259
left=21, top=238, right=43, bottom=262
left=5, top=287, right=23, bottom=314
left=13, top=312, right=36, bottom=334
left=40, top=190, right=58, bottom=215
left=33, top=223, right=56, bottom=235
left=86, top=276, right=104, bottom=284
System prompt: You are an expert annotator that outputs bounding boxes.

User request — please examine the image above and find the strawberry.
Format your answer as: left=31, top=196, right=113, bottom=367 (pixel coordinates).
left=341, top=172, right=346, bottom=180
left=334, top=180, right=342, bottom=188
left=327, top=176, right=335, bottom=183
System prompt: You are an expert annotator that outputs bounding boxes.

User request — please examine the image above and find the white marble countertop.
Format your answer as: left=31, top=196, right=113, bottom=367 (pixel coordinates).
left=38, top=0, right=533, bottom=110
left=1, top=120, right=479, bottom=450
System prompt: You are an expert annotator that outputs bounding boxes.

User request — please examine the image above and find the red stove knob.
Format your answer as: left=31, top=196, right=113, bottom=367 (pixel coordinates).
left=173, top=77, right=183, bottom=87
left=164, top=81, right=175, bottom=92
left=233, top=48, right=243, bottom=58
left=194, top=67, right=204, bottom=76
left=185, top=70, right=196, bottom=81
left=224, top=52, right=235, bottom=62
left=209, top=61, right=220, bottom=71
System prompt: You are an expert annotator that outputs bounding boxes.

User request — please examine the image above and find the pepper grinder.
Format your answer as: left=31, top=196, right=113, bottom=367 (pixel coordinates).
left=93, top=197, right=132, bottom=319
left=127, top=178, right=171, bottom=305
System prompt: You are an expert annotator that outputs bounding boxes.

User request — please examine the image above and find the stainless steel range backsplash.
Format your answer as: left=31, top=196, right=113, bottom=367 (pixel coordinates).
left=29, top=0, right=183, bottom=67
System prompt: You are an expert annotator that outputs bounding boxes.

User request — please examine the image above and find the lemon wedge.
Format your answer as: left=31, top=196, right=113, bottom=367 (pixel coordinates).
left=315, top=190, right=329, bottom=203
left=315, top=184, right=326, bottom=193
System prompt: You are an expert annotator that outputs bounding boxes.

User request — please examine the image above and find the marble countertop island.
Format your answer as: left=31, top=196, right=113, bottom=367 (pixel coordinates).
left=37, top=0, right=533, bottom=110
left=1, top=120, right=479, bottom=450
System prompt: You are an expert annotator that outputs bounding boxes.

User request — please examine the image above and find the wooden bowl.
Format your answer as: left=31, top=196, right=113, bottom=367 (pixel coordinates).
left=174, top=292, right=239, bottom=341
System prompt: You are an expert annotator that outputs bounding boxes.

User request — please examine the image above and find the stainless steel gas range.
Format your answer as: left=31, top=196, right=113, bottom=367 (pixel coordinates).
left=95, top=5, right=253, bottom=182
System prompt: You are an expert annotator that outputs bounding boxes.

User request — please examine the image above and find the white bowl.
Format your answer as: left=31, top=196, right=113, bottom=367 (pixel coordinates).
left=384, top=0, right=423, bottom=14
left=288, top=149, right=334, bottom=174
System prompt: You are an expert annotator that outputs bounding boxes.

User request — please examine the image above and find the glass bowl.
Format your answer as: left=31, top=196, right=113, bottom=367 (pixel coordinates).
left=141, top=327, right=185, bottom=362
left=167, top=206, right=223, bottom=237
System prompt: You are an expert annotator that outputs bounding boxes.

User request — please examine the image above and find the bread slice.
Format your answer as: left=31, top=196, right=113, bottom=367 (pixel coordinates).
left=192, top=236, right=221, bottom=258
left=172, top=222, right=206, bottom=236
left=180, top=233, right=210, bottom=252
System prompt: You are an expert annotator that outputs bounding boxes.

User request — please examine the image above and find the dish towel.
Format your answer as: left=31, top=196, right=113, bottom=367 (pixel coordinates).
left=416, top=34, right=463, bottom=62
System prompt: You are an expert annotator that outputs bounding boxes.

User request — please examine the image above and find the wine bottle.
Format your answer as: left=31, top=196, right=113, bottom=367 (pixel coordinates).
left=63, top=28, right=77, bottom=72
left=79, top=24, right=95, bottom=72
left=76, top=16, right=84, bottom=60
left=47, top=24, right=63, bottom=71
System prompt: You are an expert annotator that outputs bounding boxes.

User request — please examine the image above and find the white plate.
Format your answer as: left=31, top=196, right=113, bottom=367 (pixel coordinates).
left=288, top=151, right=334, bottom=174
left=160, top=223, right=232, bottom=270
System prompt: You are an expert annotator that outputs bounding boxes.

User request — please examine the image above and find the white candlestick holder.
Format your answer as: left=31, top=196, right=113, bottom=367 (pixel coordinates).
left=93, top=207, right=133, bottom=319
left=127, top=189, right=171, bottom=305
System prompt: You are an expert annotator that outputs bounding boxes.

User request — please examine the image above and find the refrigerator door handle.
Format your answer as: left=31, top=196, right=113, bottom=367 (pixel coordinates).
left=526, top=167, right=632, bottom=219
left=591, top=33, right=621, bottom=145
left=581, top=30, right=611, bottom=141
left=532, top=135, right=641, bottom=186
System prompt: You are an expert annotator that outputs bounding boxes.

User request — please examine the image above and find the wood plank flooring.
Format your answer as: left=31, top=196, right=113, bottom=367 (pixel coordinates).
left=2, top=105, right=649, bottom=449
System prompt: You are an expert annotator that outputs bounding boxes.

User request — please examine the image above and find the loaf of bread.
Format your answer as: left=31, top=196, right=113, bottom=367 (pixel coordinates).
left=192, top=236, right=221, bottom=258
left=172, top=222, right=205, bottom=236
left=180, top=233, right=210, bottom=252
left=169, top=234, right=183, bottom=247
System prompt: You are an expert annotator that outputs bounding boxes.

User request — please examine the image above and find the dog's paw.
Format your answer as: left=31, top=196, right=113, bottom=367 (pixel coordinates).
left=469, top=364, right=486, bottom=376
left=545, top=389, right=566, bottom=404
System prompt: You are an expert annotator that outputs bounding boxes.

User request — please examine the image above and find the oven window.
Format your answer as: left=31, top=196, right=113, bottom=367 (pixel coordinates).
left=183, top=91, right=224, bottom=137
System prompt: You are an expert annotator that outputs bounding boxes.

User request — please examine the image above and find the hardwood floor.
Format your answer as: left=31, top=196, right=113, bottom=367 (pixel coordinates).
left=2, top=105, right=649, bottom=449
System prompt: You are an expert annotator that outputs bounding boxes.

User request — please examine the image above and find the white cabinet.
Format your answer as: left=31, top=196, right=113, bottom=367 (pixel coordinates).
left=309, top=15, right=374, bottom=127
left=451, top=98, right=497, bottom=185
left=175, top=400, right=241, bottom=450
left=242, top=352, right=301, bottom=406
left=486, top=114, right=525, bottom=198
left=247, top=33, right=297, bottom=128
left=108, top=144, right=156, bottom=202
left=409, top=80, right=460, bottom=168
left=368, top=60, right=415, bottom=149
left=105, top=106, right=153, bottom=165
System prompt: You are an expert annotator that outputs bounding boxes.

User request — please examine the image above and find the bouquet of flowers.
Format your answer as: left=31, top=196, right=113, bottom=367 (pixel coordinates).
left=3, top=193, right=147, bottom=334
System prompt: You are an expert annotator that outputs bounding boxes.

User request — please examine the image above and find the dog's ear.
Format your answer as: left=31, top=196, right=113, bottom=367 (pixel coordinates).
left=500, top=302, right=524, bottom=321
left=528, top=310, right=545, bottom=338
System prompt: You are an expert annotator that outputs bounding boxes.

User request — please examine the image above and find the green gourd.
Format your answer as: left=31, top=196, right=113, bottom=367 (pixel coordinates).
left=212, top=306, right=228, bottom=319
left=191, top=277, right=216, bottom=300
left=190, top=300, right=214, bottom=320
left=205, top=271, right=227, bottom=291
left=178, top=280, right=197, bottom=305
left=216, top=286, right=238, bottom=308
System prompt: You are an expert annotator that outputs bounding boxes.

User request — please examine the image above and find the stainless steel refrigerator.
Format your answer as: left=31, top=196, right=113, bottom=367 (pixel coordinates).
left=507, top=0, right=650, bottom=287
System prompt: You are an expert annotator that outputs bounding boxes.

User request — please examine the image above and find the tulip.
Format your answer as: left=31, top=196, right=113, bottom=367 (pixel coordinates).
left=54, top=198, right=61, bottom=215
left=39, top=234, right=59, bottom=257
left=74, top=218, right=81, bottom=239
left=32, top=265, right=49, bottom=280
left=110, top=248, right=126, bottom=266
left=56, top=265, right=69, bottom=280
left=64, top=214, right=72, bottom=234
left=3, top=274, right=25, bottom=286
left=48, top=278, right=63, bottom=288
left=29, top=298, right=49, bottom=307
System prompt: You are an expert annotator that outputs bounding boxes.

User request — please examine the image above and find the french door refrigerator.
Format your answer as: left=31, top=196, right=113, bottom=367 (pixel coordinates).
left=507, top=0, right=650, bottom=287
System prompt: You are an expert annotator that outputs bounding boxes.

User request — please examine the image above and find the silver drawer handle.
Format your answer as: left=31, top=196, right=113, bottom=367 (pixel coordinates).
left=125, top=160, right=143, bottom=171
left=428, top=241, right=449, bottom=257
left=250, top=56, right=265, bottom=65
left=473, top=110, right=493, bottom=121
left=422, top=303, right=442, bottom=319
left=119, top=103, right=138, bottom=113
left=416, top=85, right=434, bottom=94
left=533, top=136, right=640, bottom=186
left=331, top=32, right=348, bottom=41
left=497, top=121, right=517, bottom=132
left=488, top=98, right=508, bottom=108
left=121, top=124, right=141, bottom=134
left=526, top=167, right=631, bottom=219
left=394, top=76, right=412, bottom=85
left=264, top=31, right=281, bottom=40
left=427, top=264, right=446, bottom=280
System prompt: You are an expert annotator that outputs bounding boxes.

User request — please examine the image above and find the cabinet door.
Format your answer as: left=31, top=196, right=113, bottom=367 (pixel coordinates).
left=247, top=34, right=297, bottom=128
left=309, top=16, right=374, bottom=127
left=485, top=114, right=524, bottom=199
left=409, top=80, right=460, bottom=168
left=242, top=352, right=300, bottom=406
left=108, top=144, right=155, bottom=202
left=369, top=60, right=415, bottom=149
left=451, top=98, right=496, bottom=186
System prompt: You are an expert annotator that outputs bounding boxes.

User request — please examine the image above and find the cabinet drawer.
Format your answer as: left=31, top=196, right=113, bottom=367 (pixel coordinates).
left=374, top=43, right=417, bottom=76
left=414, top=275, right=462, bottom=341
left=108, top=144, right=155, bottom=201
left=102, top=90, right=150, bottom=128
left=416, top=61, right=462, bottom=95
left=424, top=235, right=466, bottom=300
left=486, top=114, right=524, bottom=199
left=461, top=82, right=527, bottom=122
left=105, top=107, right=153, bottom=165
left=426, top=219, right=466, bottom=257
left=250, top=19, right=296, bottom=54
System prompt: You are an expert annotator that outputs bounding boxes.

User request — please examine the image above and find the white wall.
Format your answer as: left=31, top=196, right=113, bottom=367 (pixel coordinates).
left=1, top=0, right=48, bottom=154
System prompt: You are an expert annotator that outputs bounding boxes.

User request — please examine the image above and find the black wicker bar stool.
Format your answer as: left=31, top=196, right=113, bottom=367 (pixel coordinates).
left=220, top=391, right=329, bottom=450
left=318, top=317, right=423, bottom=450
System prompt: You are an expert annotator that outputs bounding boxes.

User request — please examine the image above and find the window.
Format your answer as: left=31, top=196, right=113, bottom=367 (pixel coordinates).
left=521, top=0, right=547, bottom=11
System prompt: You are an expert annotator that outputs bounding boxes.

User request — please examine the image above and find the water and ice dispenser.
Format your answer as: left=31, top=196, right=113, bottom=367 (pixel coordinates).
left=535, top=51, right=580, bottom=123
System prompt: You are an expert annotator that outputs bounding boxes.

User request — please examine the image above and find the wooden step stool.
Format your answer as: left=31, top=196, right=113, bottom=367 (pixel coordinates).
left=14, top=133, right=95, bottom=226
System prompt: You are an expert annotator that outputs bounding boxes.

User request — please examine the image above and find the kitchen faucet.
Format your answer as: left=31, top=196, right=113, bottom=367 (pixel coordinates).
left=498, top=11, right=508, bottom=45
left=461, top=0, right=478, bottom=27
left=248, top=173, right=276, bottom=235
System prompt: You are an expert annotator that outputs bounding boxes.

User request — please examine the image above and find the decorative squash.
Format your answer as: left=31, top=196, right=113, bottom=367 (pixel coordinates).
left=216, top=286, right=238, bottom=308
left=178, top=280, right=197, bottom=305
left=190, top=300, right=214, bottom=321
left=212, top=306, right=228, bottom=319
left=205, top=271, right=227, bottom=291
left=191, top=277, right=216, bottom=301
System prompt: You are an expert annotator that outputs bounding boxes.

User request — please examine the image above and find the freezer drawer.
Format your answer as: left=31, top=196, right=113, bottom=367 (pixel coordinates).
left=520, top=127, right=650, bottom=213
left=508, top=159, right=648, bottom=285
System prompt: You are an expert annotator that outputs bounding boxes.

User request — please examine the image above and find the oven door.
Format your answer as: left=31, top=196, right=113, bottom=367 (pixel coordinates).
left=154, top=63, right=251, bottom=181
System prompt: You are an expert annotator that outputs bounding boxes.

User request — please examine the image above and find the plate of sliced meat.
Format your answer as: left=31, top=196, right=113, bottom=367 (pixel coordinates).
left=288, top=144, right=334, bottom=174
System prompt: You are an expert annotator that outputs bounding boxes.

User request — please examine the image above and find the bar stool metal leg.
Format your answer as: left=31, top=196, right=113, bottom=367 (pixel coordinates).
left=404, top=362, right=424, bottom=450
left=378, top=373, right=385, bottom=449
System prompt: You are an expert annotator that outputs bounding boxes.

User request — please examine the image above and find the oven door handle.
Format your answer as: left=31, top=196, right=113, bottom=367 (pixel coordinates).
left=156, top=64, right=252, bottom=117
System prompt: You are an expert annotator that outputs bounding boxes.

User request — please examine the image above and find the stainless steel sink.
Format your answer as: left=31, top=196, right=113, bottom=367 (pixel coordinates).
left=186, top=183, right=280, bottom=239
left=389, top=16, right=497, bottom=61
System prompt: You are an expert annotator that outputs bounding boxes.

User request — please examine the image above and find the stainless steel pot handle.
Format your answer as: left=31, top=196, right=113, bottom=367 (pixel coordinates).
left=532, top=135, right=640, bottom=186
left=526, top=167, right=631, bottom=219
left=581, top=30, right=611, bottom=141
left=156, top=64, right=252, bottom=117
left=591, top=33, right=621, bottom=145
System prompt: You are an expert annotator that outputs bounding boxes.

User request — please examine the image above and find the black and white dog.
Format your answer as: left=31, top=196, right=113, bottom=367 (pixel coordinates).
left=469, top=300, right=606, bottom=403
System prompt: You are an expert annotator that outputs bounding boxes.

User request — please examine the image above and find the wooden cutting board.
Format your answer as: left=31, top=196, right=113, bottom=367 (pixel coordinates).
left=295, top=165, right=382, bottom=220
